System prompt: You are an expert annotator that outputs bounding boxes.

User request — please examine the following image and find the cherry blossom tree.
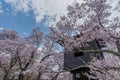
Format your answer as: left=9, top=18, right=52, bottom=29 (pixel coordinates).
left=1, top=1, right=120, bottom=80
left=0, top=29, right=20, bottom=80
left=49, top=0, right=120, bottom=79
left=0, top=28, right=69, bottom=80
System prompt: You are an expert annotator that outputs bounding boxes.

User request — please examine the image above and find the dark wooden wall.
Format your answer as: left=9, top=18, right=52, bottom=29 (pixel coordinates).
left=64, top=40, right=103, bottom=70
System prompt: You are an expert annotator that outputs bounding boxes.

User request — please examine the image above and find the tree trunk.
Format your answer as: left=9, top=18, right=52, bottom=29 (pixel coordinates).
left=37, top=72, right=42, bottom=80
left=52, top=73, right=59, bottom=80
left=3, top=73, right=8, bottom=80
left=116, top=39, right=120, bottom=53
left=18, top=73, right=24, bottom=80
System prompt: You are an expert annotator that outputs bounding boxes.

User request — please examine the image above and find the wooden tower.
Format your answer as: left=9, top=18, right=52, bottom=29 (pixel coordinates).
left=63, top=39, right=106, bottom=80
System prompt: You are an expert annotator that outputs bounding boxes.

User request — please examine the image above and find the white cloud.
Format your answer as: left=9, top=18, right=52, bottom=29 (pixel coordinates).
left=22, top=32, right=28, bottom=35
left=4, top=0, right=84, bottom=24
left=108, top=0, right=120, bottom=19
left=109, top=0, right=119, bottom=9
left=0, top=28, right=4, bottom=30
left=4, top=0, right=120, bottom=25
left=0, top=1, right=3, bottom=14
left=5, top=0, right=32, bottom=13
left=0, top=10, right=3, bottom=13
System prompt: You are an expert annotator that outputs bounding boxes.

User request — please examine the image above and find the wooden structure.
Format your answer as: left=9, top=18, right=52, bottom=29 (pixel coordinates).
left=64, top=39, right=106, bottom=80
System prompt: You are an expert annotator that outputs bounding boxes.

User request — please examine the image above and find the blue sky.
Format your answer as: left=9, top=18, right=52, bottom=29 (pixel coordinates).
left=0, top=0, right=119, bottom=37
left=0, top=0, right=50, bottom=36
left=0, top=0, right=76, bottom=37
